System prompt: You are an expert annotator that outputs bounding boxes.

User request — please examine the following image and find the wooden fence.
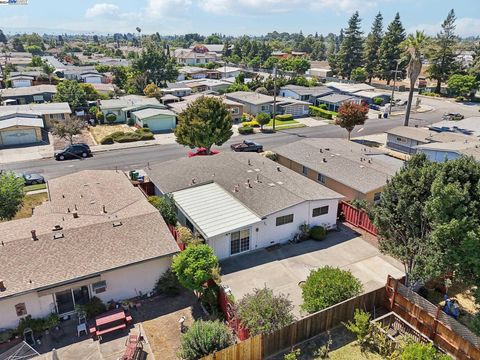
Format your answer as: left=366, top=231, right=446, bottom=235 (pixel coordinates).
left=202, top=286, right=386, bottom=360
left=338, top=201, right=377, bottom=235
left=386, top=276, right=480, bottom=360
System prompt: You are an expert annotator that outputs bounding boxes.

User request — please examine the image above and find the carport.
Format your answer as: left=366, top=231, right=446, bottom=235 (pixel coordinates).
left=0, top=116, right=44, bottom=146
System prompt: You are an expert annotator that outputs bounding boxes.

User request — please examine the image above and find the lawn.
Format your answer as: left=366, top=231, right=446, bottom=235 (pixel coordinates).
left=268, top=118, right=299, bottom=126
left=24, top=183, right=47, bottom=192
left=329, top=342, right=384, bottom=360
left=1, top=193, right=49, bottom=222
left=89, top=124, right=134, bottom=143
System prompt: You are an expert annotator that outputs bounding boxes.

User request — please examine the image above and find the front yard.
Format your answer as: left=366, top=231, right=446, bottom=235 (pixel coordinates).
left=1, top=193, right=49, bottom=222
left=88, top=124, right=134, bottom=144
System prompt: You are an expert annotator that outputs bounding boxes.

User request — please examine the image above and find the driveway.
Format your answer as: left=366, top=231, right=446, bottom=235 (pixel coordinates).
left=221, top=226, right=404, bottom=317
left=0, top=138, right=54, bottom=164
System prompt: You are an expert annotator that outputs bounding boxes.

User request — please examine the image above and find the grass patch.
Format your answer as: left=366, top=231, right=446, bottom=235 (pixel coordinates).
left=89, top=124, right=134, bottom=143
left=24, top=183, right=47, bottom=192
left=275, top=124, right=306, bottom=130
left=1, top=193, right=49, bottom=222
left=329, top=342, right=384, bottom=360
left=268, top=118, right=298, bottom=126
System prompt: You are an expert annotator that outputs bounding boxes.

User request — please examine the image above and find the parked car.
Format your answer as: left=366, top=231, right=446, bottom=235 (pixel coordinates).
left=187, top=148, right=220, bottom=157
left=230, top=140, right=264, bottom=153
left=19, top=173, right=45, bottom=185
left=55, top=143, right=92, bottom=161
left=442, top=113, right=464, bottom=121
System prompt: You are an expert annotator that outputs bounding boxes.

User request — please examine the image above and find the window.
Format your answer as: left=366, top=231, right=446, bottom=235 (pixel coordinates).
left=15, top=303, right=27, bottom=317
left=260, top=105, right=270, bottom=112
left=302, top=166, right=308, bottom=175
left=276, top=214, right=294, bottom=226
left=92, top=280, right=107, bottom=294
left=60, top=113, right=65, bottom=120
left=374, top=192, right=381, bottom=203
left=231, top=107, right=239, bottom=115
left=317, top=173, right=326, bottom=184
left=231, top=229, right=250, bottom=255
left=312, top=206, right=329, bottom=217
left=396, top=136, right=406, bottom=143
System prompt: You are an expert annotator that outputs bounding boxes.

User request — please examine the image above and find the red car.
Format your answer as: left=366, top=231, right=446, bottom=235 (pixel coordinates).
left=187, top=148, right=220, bottom=157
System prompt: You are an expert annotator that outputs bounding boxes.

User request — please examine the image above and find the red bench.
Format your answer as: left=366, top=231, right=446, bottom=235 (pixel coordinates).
left=89, top=308, right=132, bottom=340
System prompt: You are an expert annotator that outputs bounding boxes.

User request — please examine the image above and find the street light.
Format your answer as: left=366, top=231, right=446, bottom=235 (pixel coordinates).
left=273, top=66, right=277, bottom=131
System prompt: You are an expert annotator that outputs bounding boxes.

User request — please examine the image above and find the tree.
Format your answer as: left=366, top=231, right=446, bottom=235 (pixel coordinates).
left=0, top=172, right=25, bottom=221
left=105, top=113, right=117, bottom=124
left=53, top=80, right=86, bottom=110
left=179, top=320, right=234, bottom=360
left=0, top=29, right=7, bottom=44
left=400, top=340, right=451, bottom=360
left=378, top=13, right=406, bottom=84
left=50, top=117, right=85, bottom=145
left=171, top=244, right=219, bottom=292
left=256, top=112, right=271, bottom=130
left=80, top=83, right=106, bottom=101
left=427, top=10, right=459, bottom=94
left=447, top=74, right=478, bottom=97
left=301, top=266, right=362, bottom=313
left=403, top=31, right=428, bottom=127
left=143, top=83, right=161, bottom=98
left=30, top=56, right=43, bottom=67
left=132, top=42, right=178, bottom=88
left=350, top=67, right=367, bottom=82
left=335, top=102, right=368, bottom=140
left=12, top=38, right=24, bottom=52
left=363, top=12, right=383, bottom=83
left=148, top=195, right=177, bottom=226
left=237, top=287, right=295, bottom=336
left=175, top=97, right=233, bottom=154
left=336, top=12, right=364, bottom=79
left=42, top=62, right=55, bottom=84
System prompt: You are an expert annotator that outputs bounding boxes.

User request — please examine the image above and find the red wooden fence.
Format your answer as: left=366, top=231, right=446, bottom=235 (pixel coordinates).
left=218, top=287, right=250, bottom=341
left=338, top=201, right=377, bottom=235
left=167, top=224, right=185, bottom=251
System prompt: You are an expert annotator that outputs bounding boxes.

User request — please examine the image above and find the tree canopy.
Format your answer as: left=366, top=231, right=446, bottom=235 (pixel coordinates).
left=336, top=11, right=364, bottom=79
left=132, top=42, right=178, bottom=88
left=363, top=13, right=383, bottom=83
left=377, top=13, right=406, bottom=84
left=50, top=117, right=85, bottom=145
left=0, top=172, right=25, bottom=221
left=335, top=102, right=369, bottom=140
left=53, top=80, right=87, bottom=110
left=447, top=74, right=478, bottom=97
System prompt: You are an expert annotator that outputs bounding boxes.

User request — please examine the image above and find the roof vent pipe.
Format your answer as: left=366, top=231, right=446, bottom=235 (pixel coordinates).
left=0, top=280, right=5, bottom=292
left=73, top=211, right=79, bottom=219
left=102, top=205, right=107, bottom=214
left=31, top=230, right=38, bottom=241
left=276, top=166, right=281, bottom=172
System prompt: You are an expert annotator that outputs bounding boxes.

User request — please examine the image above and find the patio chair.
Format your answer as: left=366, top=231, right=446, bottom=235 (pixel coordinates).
left=77, top=313, right=87, bottom=337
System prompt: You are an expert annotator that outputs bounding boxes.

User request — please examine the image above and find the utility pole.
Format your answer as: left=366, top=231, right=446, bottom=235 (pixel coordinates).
left=389, top=60, right=401, bottom=116
left=273, top=66, right=277, bottom=131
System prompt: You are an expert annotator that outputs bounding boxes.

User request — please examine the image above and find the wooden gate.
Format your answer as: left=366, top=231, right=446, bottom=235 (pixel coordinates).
left=338, top=201, right=377, bottom=235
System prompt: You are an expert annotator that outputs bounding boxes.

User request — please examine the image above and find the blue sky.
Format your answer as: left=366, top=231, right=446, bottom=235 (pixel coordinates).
left=0, top=0, right=479, bottom=37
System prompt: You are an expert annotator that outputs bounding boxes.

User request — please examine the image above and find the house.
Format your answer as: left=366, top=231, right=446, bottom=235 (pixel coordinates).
left=308, top=68, right=333, bottom=78
left=175, top=79, right=231, bottom=93
left=57, top=67, right=105, bottom=84
left=8, top=71, right=48, bottom=88
left=99, top=95, right=176, bottom=132
left=217, top=66, right=243, bottom=79
left=89, top=83, right=115, bottom=96
left=0, top=112, right=45, bottom=146
left=0, top=102, right=72, bottom=129
left=161, top=86, right=192, bottom=98
left=0, top=85, right=57, bottom=105
left=279, top=85, right=333, bottom=104
left=145, top=153, right=342, bottom=260
left=174, top=45, right=218, bottom=65
left=177, top=66, right=221, bottom=81
left=189, top=44, right=226, bottom=56
left=325, top=82, right=375, bottom=95
left=225, top=91, right=310, bottom=117
left=316, top=93, right=361, bottom=112
left=273, top=138, right=404, bottom=202
left=416, top=141, right=480, bottom=162
left=386, top=126, right=475, bottom=154
left=0, top=170, right=178, bottom=330
left=430, top=117, right=480, bottom=137
left=354, top=91, right=391, bottom=105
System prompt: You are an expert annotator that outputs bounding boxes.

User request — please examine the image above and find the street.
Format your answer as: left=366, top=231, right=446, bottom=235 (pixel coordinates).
left=2, top=95, right=479, bottom=180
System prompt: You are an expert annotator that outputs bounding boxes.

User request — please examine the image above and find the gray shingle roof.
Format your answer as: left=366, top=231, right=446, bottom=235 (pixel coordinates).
left=132, top=107, right=176, bottom=119
left=0, top=84, right=57, bottom=97
left=316, top=93, right=357, bottom=104
left=0, top=170, right=178, bottom=299
left=281, top=85, right=333, bottom=97
left=0, top=102, right=71, bottom=117
left=273, top=138, right=404, bottom=194
left=100, top=95, right=161, bottom=110
left=145, top=153, right=343, bottom=218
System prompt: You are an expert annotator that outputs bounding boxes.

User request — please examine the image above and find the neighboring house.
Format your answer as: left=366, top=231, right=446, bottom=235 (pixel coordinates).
left=225, top=91, right=310, bottom=117
left=386, top=126, right=475, bottom=154
left=174, top=46, right=218, bottom=65
left=217, top=66, right=243, bottom=79
left=145, top=153, right=343, bottom=260
left=89, top=83, right=115, bottom=96
left=99, top=95, right=176, bottom=131
left=189, top=44, right=226, bottom=56
left=0, top=85, right=57, bottom=105
left=430, top=117, right=480, bottom=137
left=308, top=68, right=333, bottom=78
left=325, top=82, right=375, bottom=95
left=161, top=86, right=192, bottom=98
left=416, top=141, right=480, bottom=162
left=273, top=138, right=404, bottom=202
left=0, top=112, right=45, bottom=146
left=79, top=71, right=103, bottom=84
left=0, top=102, right=72, bottom=129
left=0, top=52, right=32, bottom=67
left=177, top=66, right=221, bottom=81
left=354, top=91, right=390, bottom=105
left=175, top=79, right=231, bottom=93
left=279, top=85, right=333, bottom=104
left=316, top=93, right=361, bottom=112
left=0, top=170, right=178, bottom=330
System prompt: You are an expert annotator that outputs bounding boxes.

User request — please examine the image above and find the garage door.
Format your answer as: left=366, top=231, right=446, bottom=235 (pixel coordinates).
left=1, top=129, right=38, bottom=146
left=145, top=117, right=176, bottom=132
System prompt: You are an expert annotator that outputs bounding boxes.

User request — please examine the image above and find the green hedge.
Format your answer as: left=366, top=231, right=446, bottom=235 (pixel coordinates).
left=238, top=126, right=254, bottom=135
left=100, top=128, right=154, bottom=144
left=309, top=226, right=327, bottom=241
left=309, top=106, right=336, bottom=119
left=275, top=114, right=294, bottom=121
left=100, top=136, right=114, bottom=144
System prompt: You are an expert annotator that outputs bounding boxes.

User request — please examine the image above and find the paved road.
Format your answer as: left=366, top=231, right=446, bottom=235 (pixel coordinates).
left=2, top=96, right=478, bottom=180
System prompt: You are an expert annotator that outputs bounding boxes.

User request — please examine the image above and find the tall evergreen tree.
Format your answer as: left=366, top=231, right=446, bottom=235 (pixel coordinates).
left=0, top=30, right=7, bottom=44
left=378, top=13, right=406, bottom=84
left=363, top=12, right=383, bottom=83
left=336, top=12, right=364, bottom=79
left=427, top=9, right=459, bottom=93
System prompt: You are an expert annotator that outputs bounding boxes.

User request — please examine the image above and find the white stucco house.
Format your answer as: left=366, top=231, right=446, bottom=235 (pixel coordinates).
left=0, top=170, right=179, bottom=330
left=146, top=153, right=343, bottom=260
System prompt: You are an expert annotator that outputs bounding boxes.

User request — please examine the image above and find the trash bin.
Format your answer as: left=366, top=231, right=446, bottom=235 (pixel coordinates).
left=383, top=113, right=388, bottom=119
left=378, top=113, right=382, bottom=119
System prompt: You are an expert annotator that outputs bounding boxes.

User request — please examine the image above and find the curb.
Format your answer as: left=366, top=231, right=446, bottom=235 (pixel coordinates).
left=90, top=141, right=168, bottom=154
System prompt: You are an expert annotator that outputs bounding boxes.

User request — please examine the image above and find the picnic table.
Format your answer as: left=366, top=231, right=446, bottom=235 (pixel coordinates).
left=89, top=308, right=132, bottom=340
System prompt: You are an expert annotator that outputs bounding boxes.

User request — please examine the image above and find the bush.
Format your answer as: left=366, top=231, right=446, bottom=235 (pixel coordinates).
left=176, top=225, right=194, bottom=244
left=263, top=150, right=278, bottom=161
left=318, top=103, right=328, bottom=110
left=344, top=309, right=372, bottom=351
left=242, top=120, right=260, bottom=127
left=100, top=136, right=114, bottom=145
left=309, top=106, right=336, bottom=119
left=105, top=113, right=117, bottom=124
left=422, top=91, right=441, bottom=97
left=276, top=114, right=294, bottom=121
left=455, top=96, right=465, bottom=102
left=373, top=97, right=383, bottom=106
left=256, top=112, right=271, bottom=129
left=399, top=340, right=451, bottom=360
left=127, top=118, right=135, bottom=126
left=148, top=194, right=177, bottom=226
left=200, top=286, right=222, bottom=318
left=238, top=126, right=254, bottom=135
left=155, top=269, right=181, bottom=296
left=472, top=311, right=480, bottom=336
left=284, top=349, right=301, bottom=360
left=309, top=226, right=327, bottom=241
left=179, top=320, right=234, bottom=360
left=237, top=287, right=295, bottom=336
left=301, top=266, right=363, bottom=313
left=83, top=296, right=107, bottom=318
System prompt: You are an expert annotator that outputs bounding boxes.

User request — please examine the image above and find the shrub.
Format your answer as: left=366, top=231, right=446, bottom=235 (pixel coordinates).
left=276, top=114, right=294, bottom=121
left=179, top=320, right=234, bottom=360
left=148, top=194, right=177, bottom=226
left=309, top=106, right=336, bottom=119
left=242, top=120, right=260, bottom=127
left=284, top=348, right=301, bottom=360
left=455, top=96, right=465, bottom=102
left=155, top=269, right=181, bottom=296
left=472, top=311, right=480, bottom=336
left=373, top=97, right=383, bottom=106
left=238, top=126, right=254, bottom=135
left=134, top=129, right=154, bottom=140
left=237, top=287, right=295, bottom=336
left=309, top=226, right=327, bottom=241
left=100, top=136, right=114, bottom=145
left=115, top=133, right=141, bottom=143
left=256, top=112, right=271, bottom=129
left=176, top=225, right=194, bottom=244
left=301, top=266, right=363, bottom=313
left=422, top=91, right=441, bottom=97
left=171, top=244, right=220, bottom=292
left=105, top=113, right=117, bottom=124
left=127, top=118, right=135, bottom=126
left=83, top=297, right=106, bottom=318
left=318, top=103, right=328, bottom=110
left=399, top=340, right=450, bottom=360
left=200, top=286, right=222, bottom=318
left=344, top=309, right=372, bottom=351
left=263, top=150, right=278, bottom=161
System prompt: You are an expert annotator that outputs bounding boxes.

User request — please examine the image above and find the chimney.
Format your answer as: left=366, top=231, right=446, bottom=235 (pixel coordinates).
left=67, top=207, right=70, bottom=213
left=102, top=205, right=107, bottom=214
left=31, top=230, right=38, bottom=241
left=73, top=211, right=79, bottom=219
left=0, top=280, right=5, bottom=292
left=74, top=204, right=78, bottom=211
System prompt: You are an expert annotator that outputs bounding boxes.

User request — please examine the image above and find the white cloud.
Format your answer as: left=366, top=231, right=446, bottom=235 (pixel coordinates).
left=145, top=0, right=192, bottom=18
left=409, top=17, right=480, bottom=38
left=85, top=3, right=120, bottom=18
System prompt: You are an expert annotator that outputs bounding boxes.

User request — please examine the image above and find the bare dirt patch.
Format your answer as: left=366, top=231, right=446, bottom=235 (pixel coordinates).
left=89, top=124, right=134, bottom=144
left=53, top=129, right=95, bottom=150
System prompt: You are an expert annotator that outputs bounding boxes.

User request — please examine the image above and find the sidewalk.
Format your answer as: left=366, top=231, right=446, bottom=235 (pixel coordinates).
left=0, top=142, right=54, bottom=164
left=91, top=133, right=177, bottom=153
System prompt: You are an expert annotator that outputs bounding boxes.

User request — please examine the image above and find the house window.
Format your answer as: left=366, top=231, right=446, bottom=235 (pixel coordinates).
left=396, top=137, right=406, bottom=143
left=61, top=113, right=65, bottom=120
left=302, top=166, right=308, bottom=175
left=231, top=229, right=250, bottom=255
left=374, top=192, right=381, bottom=203
left=312, top=206, right=329, bottom=217
left=231, top=107, right=239, bottom=115
left=276, top=214, right=294, bottom=226
left=260, top=105, right=270, bottom=112
left=317, top=173, right=326, bottom=184
left=15, top=303, right=27, bottom=317
left=92, top=280, right=107, bottom=294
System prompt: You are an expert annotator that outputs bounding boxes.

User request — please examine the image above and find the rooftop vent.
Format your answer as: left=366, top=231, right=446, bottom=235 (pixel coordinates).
left=190, top=178, right=197, bottom=185
left=325, top=148, right=330, bottom=151
left=276, top=181, right=283, bottom=185
left=319, top=148, right=323, bottom=153
left=276, top=166, right=281, bottom=172
left=248, top=159, right=252, bottom=166
left=31, top=230, right=38, bottom=241
left=233, top=184, right=240, bottom=193
left=53, top=233, right=64, bottom=240
left=112, top=221, right=123, bottom=227
left=247, top=169, right=253, bottom=173
left=255, top=174, right=262, bottom=183
left=322, top=158, right=327, bottom=163
left=246, top=179, right=252, bottom=188
left=268, top=183, right=276, bottom=187
left=0, top=280, right=5, bottom=292
left=52, top=225, right=63, bottom=231
left=73, top=211, right=79, bottom=219
left=360, top=165, right=365, bottom=169
left=102, top=205, right=107, bottom=214
left=254, top=168, right=260, bottom=172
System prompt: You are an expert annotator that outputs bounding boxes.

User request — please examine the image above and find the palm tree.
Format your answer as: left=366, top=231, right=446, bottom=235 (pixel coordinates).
left=403, top=31, right=428, bottom=126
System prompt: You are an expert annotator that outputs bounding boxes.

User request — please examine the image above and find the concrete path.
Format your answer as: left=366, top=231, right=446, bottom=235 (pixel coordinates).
left=295, top=117, right=329, bottom=127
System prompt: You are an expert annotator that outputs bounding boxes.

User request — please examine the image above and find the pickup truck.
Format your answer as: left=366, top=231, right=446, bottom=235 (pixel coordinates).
left=230, top=140, right=264, bottom=153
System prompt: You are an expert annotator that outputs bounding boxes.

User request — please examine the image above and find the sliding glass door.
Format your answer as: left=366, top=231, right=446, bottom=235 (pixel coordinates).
left=55, top=286, right=90, bottom=315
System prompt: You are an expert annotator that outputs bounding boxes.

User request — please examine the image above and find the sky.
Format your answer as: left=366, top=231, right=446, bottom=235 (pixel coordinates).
left=0, top=0, right=479, bottom=37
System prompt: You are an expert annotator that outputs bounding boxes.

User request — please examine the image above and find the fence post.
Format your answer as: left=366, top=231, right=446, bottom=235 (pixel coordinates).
left=430, top=306, right=441, bottom=340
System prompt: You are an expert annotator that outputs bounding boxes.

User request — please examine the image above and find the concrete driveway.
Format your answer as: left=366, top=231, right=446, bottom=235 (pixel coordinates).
left=0, top=134, right=54, bottom=165
left=221, top=226, right=404, bottom=317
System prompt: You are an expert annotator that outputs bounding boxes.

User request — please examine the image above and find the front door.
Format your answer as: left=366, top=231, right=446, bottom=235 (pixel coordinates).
left=55, top=289, right=75, bottom=314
